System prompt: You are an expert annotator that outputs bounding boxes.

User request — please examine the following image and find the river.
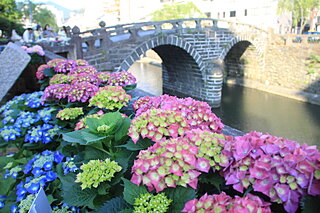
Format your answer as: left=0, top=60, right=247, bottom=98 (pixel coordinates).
left=129, top=61, right=320, bottom=146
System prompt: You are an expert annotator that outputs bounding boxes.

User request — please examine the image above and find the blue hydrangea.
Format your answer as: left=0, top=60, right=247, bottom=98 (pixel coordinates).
left=0, top=126, right=21, bottom=142
left=4, top=164, right=23, bottom=179
left=24, top=91, right=44, bottom=108
left=0, top=195, right=5, bottom=209
left=63, top=157, right=78, bottom=175
left=24, top=124, right=61, bottom=144
left=38, top=107, right=55, bottom=123
left=16, top=150, right=64, bottom=202
left=14, top=111, right=41, bottom=128
left=10, top=205, right=18, bottom=213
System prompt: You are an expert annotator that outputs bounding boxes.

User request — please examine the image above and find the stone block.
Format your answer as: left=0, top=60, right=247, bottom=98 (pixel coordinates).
left=0, top=43, right=31, bottom=101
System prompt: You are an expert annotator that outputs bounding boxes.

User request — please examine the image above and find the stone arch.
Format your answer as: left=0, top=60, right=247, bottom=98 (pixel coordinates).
left=218, top=35, right=265, bottom=61
left=116, top=35, right=207, bottom=81
left=219, top=36, right=265, bottom=82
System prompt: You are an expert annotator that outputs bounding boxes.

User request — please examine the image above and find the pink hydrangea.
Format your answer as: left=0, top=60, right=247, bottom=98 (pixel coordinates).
left=36, top=64, right=51, bottom=80
left=71, top=73, right=102, bottom=86
left=131, top=138, right=201, bottom=192
left=49, top=74, right=74, bottom=85
left=108, top=71, right=136, bottom=86
left=42, top=84, right=71, bottom=101
left=182, top=192, right=271, bottom=213
left=47, top=59, right=64, bottom=67
left=96, top=72, right=111, bottom=84
left=68, top=65, right=97, bottom=75
left=133, top=95, right=224, bottom=133
left=54, top=60, right=77, bottom=73
left=76, top=59, right=90, bottom=66
left=221, top=131, right=320, bottom=213
left=68, top=82, right=99, bottom=102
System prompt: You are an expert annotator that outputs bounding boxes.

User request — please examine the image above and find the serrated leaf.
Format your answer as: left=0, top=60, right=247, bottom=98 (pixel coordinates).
left=94, top=197, right=131, bottom=213
left=84, top=146, right=110, bottom=161
left=86, top=117, right=103, bottom=132
left=122, top=178, right=148, bottom=205
left=0, top=156, right=14, bottom=169
left=97, top=183, right=111, bottom=195
left=60, top=175, right=97, bottom=209
left=118, top=138, right=153, bottom=151
left=164, top=186, right=196, bottom=213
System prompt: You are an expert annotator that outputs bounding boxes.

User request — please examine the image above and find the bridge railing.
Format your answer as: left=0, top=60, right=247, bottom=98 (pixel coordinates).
left=68, top=18, right=268, bottom=59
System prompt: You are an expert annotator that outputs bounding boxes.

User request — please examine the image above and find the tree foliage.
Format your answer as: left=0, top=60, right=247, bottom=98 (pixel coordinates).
left=0, top=0, right=21, bottom=21
left=18, top=2, right=58, bottom=31
left=151, top=1, right=204, bottom=21
left=278, top=0, right=320, bottom=33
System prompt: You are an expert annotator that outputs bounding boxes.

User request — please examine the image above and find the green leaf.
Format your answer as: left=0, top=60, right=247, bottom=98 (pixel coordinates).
left=118, top=138, right=153, bottom=151
left=199, top=172, right=225, bottom=192
left=114, top=118, right=131, bottom=143
left=60, top=175, right=97, bottom=209
left=95, top=197, right=131, bottom=213
left=62, top=129, right=87, bottom=144
left=123, top=84, right=137, bottom=91
left=81, top=131, right=107, bottom=144
left=86, top=117, right=103, bottom=132
left=97, top=182, right=111, bottom=195
left=42, top=68, right=55, bottom=77
left=164, top=186, right=196, bottom=213
left=122, top=178, right=148, bottom=205
left=119, top=209, right=133, bottom=213
left=302, top=195, right=320, bottom=213
left=100, top=112, right=123, bottom=125
left=0, top=176, right=17, bottom=195
left=83, top=146, right=110, bottom=161
left=0, top=156, right=13, bottom=169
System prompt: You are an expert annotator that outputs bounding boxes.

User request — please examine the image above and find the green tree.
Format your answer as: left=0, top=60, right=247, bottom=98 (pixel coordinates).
left=0, top=0, right=21, bottom=21
left=33, top=7, right=58, bottom=31
left=278, top=0, right=320, bottom=33
left=18, top=2, right=58, bottom=31
left=152, top=1, right=204, bottom=21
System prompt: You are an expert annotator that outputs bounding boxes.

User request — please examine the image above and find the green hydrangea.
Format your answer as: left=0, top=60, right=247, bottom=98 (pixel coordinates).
left=18, top=194, right=36, bottom=213
left=88, top=85, right=131, bottom=110
left=133, top=193, right=172, bottom=213
left=52, top=206, right=73, bottom=213
left=49, top=74, right=73, bottom=85
left=75, top=159, right=122, bottom=190
left=56, top=107, right=84, bottom=120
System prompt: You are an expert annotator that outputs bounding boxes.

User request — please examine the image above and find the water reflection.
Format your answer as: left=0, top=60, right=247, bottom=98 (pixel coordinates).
left=129, top=61, right=320, bottom=146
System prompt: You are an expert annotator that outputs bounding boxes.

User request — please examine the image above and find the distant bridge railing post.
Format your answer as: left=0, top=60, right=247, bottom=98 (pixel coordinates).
left=70, top=26, right=83, bottom=59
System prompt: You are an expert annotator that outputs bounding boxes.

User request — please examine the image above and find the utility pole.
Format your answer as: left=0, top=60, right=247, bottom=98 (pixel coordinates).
left=28, top=0, right=33, bottom=24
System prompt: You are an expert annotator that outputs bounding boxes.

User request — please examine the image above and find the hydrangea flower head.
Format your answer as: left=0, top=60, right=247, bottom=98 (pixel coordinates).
left=182, top=192, right=271, bottom=213
left=75, top=159, right=122, bottom=190
left=36, top=64, right=51, bottom=80
left=108, top=71, right=136, bottom=86
left=54, top=60, right=77, bottom=73
left=75, top=59, right=89, bottom=66
left=133, top=95, right=224, bottom=133
left=47, top=59, right=64, bottom=67
left=56, top=107, right=84, bottom=120
left=17, top=194, right=36, bottom=213
left=131, top=138, right=201, bottom=192
left=222, top=131, right=320, bottom=213
left=128, top=109, right=190, bottom=143
left=133, top=193, right=172, bottom=213
left=68, top=65, right=97, bottom=75
left=88, top=85, right=131, bottom=110
left=49, top=74, right=73, bottom=85
left=71, top=73, right=102, bottom=86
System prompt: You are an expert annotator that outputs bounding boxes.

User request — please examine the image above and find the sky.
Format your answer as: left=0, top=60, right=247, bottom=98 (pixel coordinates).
left=16, top=0, right=87, bottom=10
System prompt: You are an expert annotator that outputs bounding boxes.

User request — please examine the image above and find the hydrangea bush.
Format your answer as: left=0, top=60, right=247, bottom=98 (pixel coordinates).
left=1, top=57, right=319, bottom=213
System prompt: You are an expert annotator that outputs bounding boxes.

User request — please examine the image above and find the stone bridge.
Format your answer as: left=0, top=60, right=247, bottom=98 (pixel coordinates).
left=52, top=18, right=270, bottom=107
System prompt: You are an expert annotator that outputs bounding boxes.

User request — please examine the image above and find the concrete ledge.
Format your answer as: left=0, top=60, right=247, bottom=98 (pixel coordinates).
left=226, top=78, right=320, bottom=105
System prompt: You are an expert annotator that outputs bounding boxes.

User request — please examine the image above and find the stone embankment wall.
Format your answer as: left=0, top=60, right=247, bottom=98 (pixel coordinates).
left=225, top=40, right=320, bottom=104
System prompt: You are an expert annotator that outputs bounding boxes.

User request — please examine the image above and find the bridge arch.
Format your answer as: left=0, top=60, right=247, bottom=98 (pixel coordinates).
left=117, top=35, right=207, bottom=81
left=219, top=36, right=265, bottom=82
